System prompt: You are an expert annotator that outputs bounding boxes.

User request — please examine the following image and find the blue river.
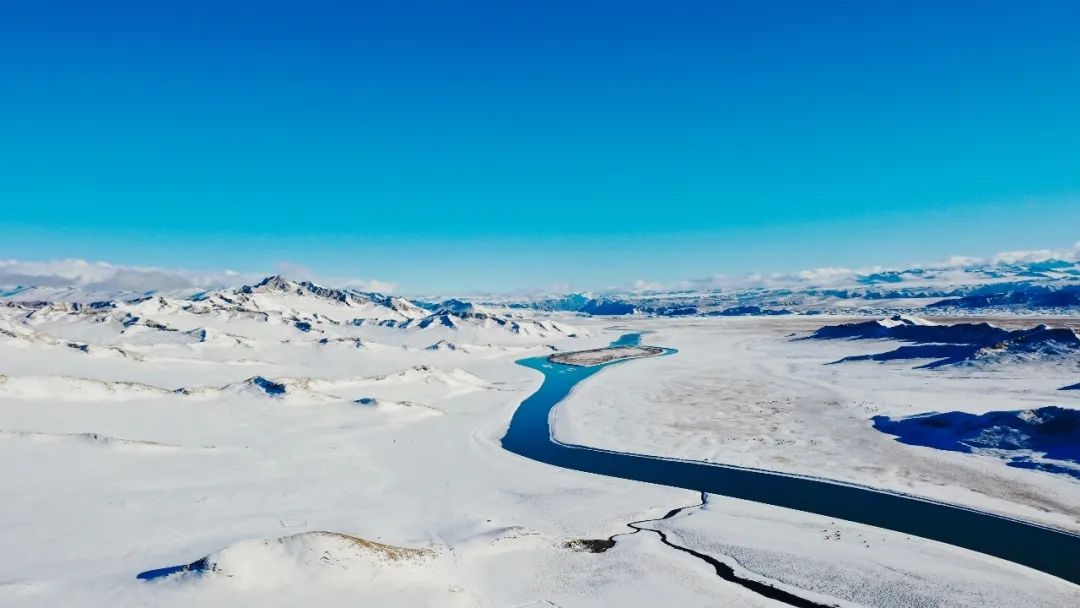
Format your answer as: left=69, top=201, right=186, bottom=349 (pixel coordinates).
left=501, top=333, right=1080, bottom=585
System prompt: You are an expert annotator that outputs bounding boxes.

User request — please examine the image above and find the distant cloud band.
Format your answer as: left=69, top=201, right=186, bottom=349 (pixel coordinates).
left=624, top=242, right=1080, bottom=294
left=2, top=242, right=1077, bottom=296
left=0, top=259, right=396, bottom=294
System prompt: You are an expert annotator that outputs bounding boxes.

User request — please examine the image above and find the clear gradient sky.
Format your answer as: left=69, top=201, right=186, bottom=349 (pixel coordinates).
left=2, top=1, right=1079, bottom=293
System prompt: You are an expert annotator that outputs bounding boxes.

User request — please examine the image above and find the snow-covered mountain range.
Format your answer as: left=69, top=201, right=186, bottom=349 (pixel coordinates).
left=5, top=255, right=1080, bottom=319
left=0, top=276, right=581, bottom=360
left=497, top=256, right=1080, bottom=316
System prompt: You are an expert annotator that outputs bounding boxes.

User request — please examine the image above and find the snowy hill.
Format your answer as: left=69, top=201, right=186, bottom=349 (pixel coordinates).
left=809, top=316, right=1080, bottom=369
left=872, top=406, right=1080, bottom=479
left=394, top=310, right=574, bottom=338
left=193, top=530, right=437, bottom=579
left=0, top=374, right=174, bottom=401
left=807, top=315, right=1009, bottom=344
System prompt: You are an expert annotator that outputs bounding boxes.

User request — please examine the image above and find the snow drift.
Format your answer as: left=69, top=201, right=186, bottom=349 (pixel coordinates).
left=872, top=406, right=1080, bottom=479
left=137, top=531, right=436, bottom=584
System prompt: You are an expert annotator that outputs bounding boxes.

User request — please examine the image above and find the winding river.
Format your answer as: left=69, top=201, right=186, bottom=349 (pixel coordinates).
left=501, top=333, right=1080, bottom=585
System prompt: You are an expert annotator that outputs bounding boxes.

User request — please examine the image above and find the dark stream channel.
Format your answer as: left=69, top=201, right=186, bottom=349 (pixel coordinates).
left=501, top=333, right=1080, bottom=586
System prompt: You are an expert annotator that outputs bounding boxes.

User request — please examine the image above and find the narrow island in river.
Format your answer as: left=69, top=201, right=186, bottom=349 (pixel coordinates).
left=549, top=345, right=666, bottom=367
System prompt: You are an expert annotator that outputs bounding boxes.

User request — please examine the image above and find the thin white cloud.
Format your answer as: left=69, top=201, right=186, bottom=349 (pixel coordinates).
left=4, top=243, right=1077, bottom=298
left=272, top=261, right=318, bottom=282
left=0, top=259, right=396, bottom=295
left=926, top=255, right=984, bottom=269
left=795, top=267, right=858, bottom=282
left=628, top=279, right=664, bottom=293
left=271, top=261, right=397, bottom=294
left=335, top=277, right=398, bottom=294
left=990, top=243, right=1080, bottom=265
left=0, top=259, right=253, bottom=291
left=618, top=243, right=1080, bottom=294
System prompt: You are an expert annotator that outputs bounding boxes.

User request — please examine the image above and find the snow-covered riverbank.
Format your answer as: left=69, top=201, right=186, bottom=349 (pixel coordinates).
left=549, top=345, right=665, bottom=366
left=555, top=316, right=1080, bottom=533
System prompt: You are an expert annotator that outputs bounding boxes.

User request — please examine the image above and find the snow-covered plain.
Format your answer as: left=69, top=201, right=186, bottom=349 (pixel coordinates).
left=556, top=316, right=1080, bottom=531
left=1, top=281, right=1078, bottom=607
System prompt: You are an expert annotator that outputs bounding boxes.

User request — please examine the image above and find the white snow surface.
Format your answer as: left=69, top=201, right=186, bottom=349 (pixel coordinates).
left=555, top=317, right=1080, bottom=531
left=0, top=293, right=1077, bottom=607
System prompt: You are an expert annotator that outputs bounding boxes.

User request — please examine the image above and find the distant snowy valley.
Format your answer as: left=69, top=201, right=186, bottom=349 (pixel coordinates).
left=1, top=267, right=1078, bottom=607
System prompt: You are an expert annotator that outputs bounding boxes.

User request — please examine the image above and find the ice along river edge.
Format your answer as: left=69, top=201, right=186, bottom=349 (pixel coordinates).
left=500, top=333, right=1080, bottom=586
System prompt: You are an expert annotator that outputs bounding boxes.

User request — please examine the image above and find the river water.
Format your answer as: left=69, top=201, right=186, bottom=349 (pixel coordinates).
left=501, top=333, right=1080, bottom=584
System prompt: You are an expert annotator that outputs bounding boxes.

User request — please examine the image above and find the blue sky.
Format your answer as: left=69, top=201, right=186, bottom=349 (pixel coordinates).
left=2, top=1, right=1079, bottom=293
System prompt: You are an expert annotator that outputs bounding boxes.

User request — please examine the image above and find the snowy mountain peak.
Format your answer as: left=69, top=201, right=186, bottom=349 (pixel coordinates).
left=434, top=299, right=491, bottom=315
left=878, top=314, right=938, bottom=328
left=243, top=275, right=296, bottom=293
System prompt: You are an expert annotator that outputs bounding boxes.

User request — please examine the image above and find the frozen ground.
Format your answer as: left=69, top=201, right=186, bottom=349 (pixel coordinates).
left=555, top=316, right=1080, bottom=532
left=0, top=286, right=1078, bottom=606
left=550, top=345, right=665, bottom=366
